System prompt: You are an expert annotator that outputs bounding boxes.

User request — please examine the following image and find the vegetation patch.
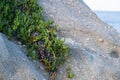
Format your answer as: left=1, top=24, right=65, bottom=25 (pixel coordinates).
left=0, top=0, right=68, bottom=72
left=67, top=65, right=74, bottom=79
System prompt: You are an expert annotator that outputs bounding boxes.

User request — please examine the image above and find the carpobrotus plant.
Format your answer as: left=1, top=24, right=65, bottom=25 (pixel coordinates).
left=0, top=0, right=68, bottom=72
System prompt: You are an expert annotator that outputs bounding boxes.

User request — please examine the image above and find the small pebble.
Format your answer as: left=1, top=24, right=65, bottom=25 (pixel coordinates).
left=19, top=45, right=22, bottom=48
left=78, top=11, right=81, bottom=14
left=33, top=60, right=36, bottom=63
left=23, top=58, right=26, bottom=61
left=114, top=46, right=117, bottom=49
left=99, top=38, right=104, bottom=42
left=32, top=78, right=36, bottom=80
left=18, top=41, right=22, bottom=45
left=60, top=70, right=63, bottom=74
left=91, top=48, right=95, bottom=51
left=85, top=43, right=88, bottom=46
left=40, top=66, right=44, bottom=70
left=63, top=2, right=66, bottom=4
left=50, top=15, right=54, bottom=18
left=89, top=13, right=92, bottom=16
left=86, top=38, right=90, bottom=41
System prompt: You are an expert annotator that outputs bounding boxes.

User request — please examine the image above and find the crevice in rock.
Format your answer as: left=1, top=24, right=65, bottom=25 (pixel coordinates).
left=109, top=50, right=119, bottom=58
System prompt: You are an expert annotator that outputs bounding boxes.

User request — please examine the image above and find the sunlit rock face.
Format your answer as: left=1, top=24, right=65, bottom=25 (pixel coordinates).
left=0, top=33, right=45, bottom=80
left=38, top=0, right=120, bottom=80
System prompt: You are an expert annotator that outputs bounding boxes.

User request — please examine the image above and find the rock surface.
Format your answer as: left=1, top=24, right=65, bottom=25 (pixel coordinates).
left=0, top=0, right=120, bottom=80
left=37, top=0, right=120, bottom=80
left=0, top=33, right=45, bottom=80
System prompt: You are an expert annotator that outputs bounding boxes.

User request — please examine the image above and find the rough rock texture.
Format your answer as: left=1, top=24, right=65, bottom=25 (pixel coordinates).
left=0, top=33, right=45, bottom=80
left=37, top=0, right=120, bottom=80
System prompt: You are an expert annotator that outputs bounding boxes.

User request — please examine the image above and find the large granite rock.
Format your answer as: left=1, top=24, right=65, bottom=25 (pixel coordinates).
left=0, top=33, right=45, bottom=80
left=37, top=0, right=120, bottom=80
left=1, top=0, right=119, bottom=80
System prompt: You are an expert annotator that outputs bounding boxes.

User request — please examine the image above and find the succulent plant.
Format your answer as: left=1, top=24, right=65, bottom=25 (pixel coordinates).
left=0, top=0, right=68, bottom=72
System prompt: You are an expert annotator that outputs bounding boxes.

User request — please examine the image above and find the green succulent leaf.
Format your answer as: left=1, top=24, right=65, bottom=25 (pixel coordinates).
left=68, top=72, right=74, bottom=79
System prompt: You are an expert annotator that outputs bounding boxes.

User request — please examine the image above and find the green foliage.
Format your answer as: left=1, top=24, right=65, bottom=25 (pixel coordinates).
left=67, top=65, right=74, bottom=79
left=68, top=72, right=74, bottom=79
left=0, top=0, right=68, bottom=71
